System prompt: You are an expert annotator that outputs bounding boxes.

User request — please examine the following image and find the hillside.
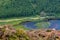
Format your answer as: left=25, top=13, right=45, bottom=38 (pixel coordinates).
left=0, top=0, right=60, bottom=18
left=0, top=25, right=60, bottom=40
left=0, top=0, right=60, bottom=40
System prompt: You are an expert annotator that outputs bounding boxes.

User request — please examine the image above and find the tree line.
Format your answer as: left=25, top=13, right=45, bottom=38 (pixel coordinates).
left=0, top=0, right=60, bottom=18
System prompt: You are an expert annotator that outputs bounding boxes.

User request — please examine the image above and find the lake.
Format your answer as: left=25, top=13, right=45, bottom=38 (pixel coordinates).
left=23, top=20, right=60, bottom=30
left=22, top=22, right=37, bottom=29
left=49, top=20, right=60, bottom=30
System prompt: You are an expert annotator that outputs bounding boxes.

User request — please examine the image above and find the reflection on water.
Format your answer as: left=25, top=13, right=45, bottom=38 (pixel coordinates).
left=23, top=20, right=60, bottom=30
left=49, top=20, right=60, bottom=30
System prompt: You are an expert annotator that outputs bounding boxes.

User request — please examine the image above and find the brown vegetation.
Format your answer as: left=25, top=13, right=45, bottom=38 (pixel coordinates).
left=26, top=29, right=60, bottom=40
left=0, top=25, right=60, bottom=40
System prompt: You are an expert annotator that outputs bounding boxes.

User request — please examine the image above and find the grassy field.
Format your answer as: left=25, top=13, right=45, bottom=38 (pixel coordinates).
left=0, top=16, right=50, bottom=30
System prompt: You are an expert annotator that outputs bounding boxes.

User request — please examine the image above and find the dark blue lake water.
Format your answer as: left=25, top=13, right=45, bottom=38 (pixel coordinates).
left=23, top=22, right=37, bottom=29
left=23, top=20, right=60, bottom=30
left=49, top=20, right=60, bottom=30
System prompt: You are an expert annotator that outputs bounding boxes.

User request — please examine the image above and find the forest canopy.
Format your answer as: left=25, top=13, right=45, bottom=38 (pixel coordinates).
left=0, top=0, right=60, bottom=18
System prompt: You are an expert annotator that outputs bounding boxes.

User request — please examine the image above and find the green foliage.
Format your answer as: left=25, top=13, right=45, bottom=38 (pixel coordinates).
left=46, top=30, right=52, bottom=32
left=0, top=0, right=60, bottom=18
left=16, top=29, right=30, bottom=40
left=35, top=22, right=50, bottom=29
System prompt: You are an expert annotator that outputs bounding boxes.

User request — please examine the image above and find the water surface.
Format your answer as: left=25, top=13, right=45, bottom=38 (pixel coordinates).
left=23, top=22, right=37, bottom=29
left=23, top=20, right=60, bottom=30
left=49, top=20, right=60, bottom=30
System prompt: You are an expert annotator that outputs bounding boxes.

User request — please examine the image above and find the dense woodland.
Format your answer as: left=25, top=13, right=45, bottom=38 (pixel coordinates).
left=0, top=0, right=60, bottom=18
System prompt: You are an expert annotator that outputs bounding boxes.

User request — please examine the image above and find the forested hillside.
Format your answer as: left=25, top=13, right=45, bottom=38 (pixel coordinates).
left=0, top=0, right=60, bottom=18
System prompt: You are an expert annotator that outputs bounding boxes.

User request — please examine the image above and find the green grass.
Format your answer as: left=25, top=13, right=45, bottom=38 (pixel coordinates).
left=0, top=20, right=50, bottom=30
left=14, top=25, right=29, bottom=30
left=0, top=20, right=26, bottom=29
left=35, top=21, right=50, bottom=29
left=0, top=16, right=50, bottom=30
left=0, top=18, right=35, bottom=30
